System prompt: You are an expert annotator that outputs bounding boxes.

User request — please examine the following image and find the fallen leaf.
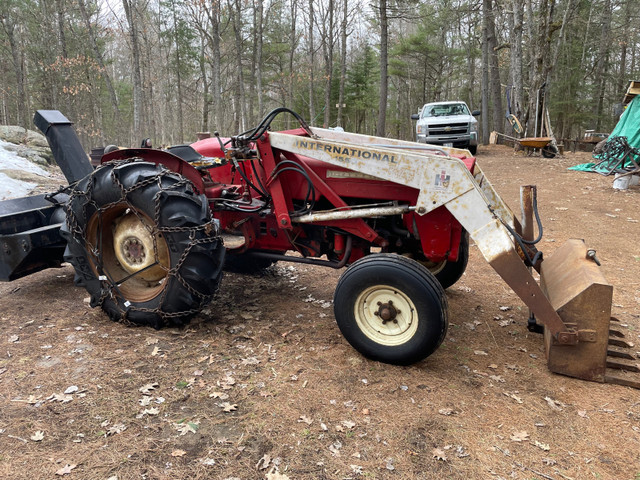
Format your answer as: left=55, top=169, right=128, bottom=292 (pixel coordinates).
left=341, top=420, right=356, bottom=429
left=499, top=306, right=511, bottom=311
left=139, top=397, right=152, bottom=407
left=141, top=407, right=159, bottom=416
left=8, top=335, right=19, bottom=343
left=265, top=467, right=290, bottom=480
left=30, top=431, right=45, bottom=442
left=55, top=464, right=77, bottom=476
left=256, top=453, right=271, bottom=469
left=64, top=386, right=78, bottom=395
left=145, top=337, right=159, bottom=345
left=220, top=402, right=237, bottom=413
left=489, top=375, right=505, bottom=383
left=298, top=415, right=313, bottom=425
left=209, top=391, right=229, bottom=400
left=175, top=421, right=199, bottom=435
left=151, top=346, right=160, bottom=356
left=350, top=465, right=363, bottom=475
left=241, top=357, right=260, bottom=365
left=577, top=410, right=589, bottom=418
left=503, top=391, right=524, bottom=404
left=106, top=424, right=126, bottom=436
left=474, top=350, right=488, bottom=356
left=171, top=449, right=187, bottom=457
left=432, top=447, right=448, bottom=461
left=542, top=457, right=557, bottom=466
left=139, top=383, right=159, bottom=395
left=329, top=440, right=342, bottom=456
left=361, top=408, right=370, bottom=415
left=533, top=440, right=550, bottom=451
left=543, top=396, right=565, bottom=411
left=49, top=393, right=73, bottom=403
left=438, top=408, right=456, bottom=416
left=510, top=431, right=529, bottom=442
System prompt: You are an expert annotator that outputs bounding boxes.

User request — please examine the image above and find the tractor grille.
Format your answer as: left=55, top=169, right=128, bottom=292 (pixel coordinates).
left=428, top=122, right=469, bottom=135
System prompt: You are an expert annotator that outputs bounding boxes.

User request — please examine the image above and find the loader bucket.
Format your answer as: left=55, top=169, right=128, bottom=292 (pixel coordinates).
left=541, top=239, right=640, bottom=388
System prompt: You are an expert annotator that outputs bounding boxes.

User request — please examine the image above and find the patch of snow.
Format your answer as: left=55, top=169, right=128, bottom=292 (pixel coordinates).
left=0, top=173, right=38, bottom=200
left=0, top=139, right=54, bottom=200
left=0, top=139, right=50, bottom=176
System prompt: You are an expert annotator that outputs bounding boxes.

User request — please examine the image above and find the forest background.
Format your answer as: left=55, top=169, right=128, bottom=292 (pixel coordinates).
left=0, top=0, right=637, bottom=150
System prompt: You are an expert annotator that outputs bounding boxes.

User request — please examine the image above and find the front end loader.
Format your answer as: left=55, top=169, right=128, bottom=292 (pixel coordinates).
left=0, top=109, right=638, bottom=388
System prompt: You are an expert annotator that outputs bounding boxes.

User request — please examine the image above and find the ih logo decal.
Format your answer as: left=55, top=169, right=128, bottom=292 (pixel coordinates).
left=434, top=170, right=451, bottom=189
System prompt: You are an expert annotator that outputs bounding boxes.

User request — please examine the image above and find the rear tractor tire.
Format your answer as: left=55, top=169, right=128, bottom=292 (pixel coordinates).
left=333, top=254, right=448, bottom=365
left=61, top=160, right=225, bottom=328
left=426, top=231, right=469, bottom=290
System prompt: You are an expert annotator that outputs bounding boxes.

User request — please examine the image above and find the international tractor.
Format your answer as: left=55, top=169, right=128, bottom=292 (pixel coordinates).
left=1, top=109, right=638, bottom=388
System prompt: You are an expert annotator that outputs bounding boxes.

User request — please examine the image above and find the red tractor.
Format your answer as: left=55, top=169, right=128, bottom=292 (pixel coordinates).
left=1, top=109, right=637, bottom=387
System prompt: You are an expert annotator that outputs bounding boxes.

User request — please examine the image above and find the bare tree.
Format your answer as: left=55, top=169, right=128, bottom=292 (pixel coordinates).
left=122, top=0, right=144, bottom=141
left=376, top=0, right=388, bottom=137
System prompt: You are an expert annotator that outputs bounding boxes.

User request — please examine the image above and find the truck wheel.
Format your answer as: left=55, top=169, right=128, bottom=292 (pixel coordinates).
left=333, top=254, right=448, bottom=365
left=428, top=231, right=469, bottom=289
left=61, top=160, right=225, bottom=328
left=468, top=145, right=477, bottom=155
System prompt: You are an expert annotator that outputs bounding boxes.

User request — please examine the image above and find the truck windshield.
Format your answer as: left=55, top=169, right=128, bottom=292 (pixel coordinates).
left=422, top=104, right=469, bottom=118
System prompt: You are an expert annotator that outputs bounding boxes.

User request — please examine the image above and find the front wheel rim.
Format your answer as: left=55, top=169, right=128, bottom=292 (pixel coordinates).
left=354, top=285, right=418, bottom=346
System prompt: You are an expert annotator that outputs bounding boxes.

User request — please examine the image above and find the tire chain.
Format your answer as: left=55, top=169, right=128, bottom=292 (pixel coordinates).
left=65, top=159, right=221, bottom=325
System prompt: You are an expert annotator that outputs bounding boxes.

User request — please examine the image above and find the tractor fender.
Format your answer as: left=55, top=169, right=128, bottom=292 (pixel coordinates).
left=101, top=148, right=204, bottom=193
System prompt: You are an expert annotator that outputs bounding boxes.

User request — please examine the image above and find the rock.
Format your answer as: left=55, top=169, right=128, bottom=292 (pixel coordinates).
left=0, top=126, right=49, bottom=149
left=0, top=126, right=28, bottom=145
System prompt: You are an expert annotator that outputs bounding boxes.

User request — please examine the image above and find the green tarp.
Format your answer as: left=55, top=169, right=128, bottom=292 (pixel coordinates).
left=569, top=95, right=640, bottom=173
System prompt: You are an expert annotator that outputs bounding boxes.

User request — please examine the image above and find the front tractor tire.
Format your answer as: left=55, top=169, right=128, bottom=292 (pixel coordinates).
left=61, top=160, right=225, bottom=328
left=333, top=254, right=448, bottom=365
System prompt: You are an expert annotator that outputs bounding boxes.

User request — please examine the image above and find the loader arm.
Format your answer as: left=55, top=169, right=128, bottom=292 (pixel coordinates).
left=266, top=129, right=575, bottom=343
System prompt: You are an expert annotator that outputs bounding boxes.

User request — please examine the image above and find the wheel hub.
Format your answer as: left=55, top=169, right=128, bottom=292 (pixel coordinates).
left=112, top=212, right=168, bottom=282
left=376, top=300, right=400, bottom=323
left=122, top=237, right=146, bottom=264
left=355, top=285, right=418, bottom=346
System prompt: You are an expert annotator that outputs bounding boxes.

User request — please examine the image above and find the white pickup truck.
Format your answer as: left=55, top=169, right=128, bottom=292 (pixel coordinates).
left=411, top=101, right=480, bottom=155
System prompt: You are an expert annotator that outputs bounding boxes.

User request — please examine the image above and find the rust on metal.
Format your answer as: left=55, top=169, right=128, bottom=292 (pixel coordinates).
left=540, top=239, right=612, bottom=382
left=489, top=249, right=571, bottom=340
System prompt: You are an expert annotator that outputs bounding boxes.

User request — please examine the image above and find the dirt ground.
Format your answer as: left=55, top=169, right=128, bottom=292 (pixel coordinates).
left=1, top=145, right=639, bottom=480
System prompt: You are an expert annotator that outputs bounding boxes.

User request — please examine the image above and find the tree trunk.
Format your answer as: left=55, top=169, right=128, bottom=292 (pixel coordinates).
left=485, top=0, right=503, bottom=134
left=287, top=0, right=298, bottom=129
left=122, top=0, right=144, bottom=142
left=231, top=0, right=247, bottom=132
left=78, top=0, right=121, bottom=138
left=593, top=0, right=612, bottom=131
left=376, top=0, right=388, bottom=137
left=0, top=17, right=28, bottom=128
left=200, top=34, right=209, bottom=133
left=322, top=0, right=334, bottom=128
left=171, top=0, right=184, bottom=142
left=481, top=0, right=490, bottom=144
left=337, top=0, right=347, bottom=127
left=210, top=0, right=222, bottom=130
left=508, top=0, right=524, bottom=120
left=308, top=0, right=315, bottom=124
